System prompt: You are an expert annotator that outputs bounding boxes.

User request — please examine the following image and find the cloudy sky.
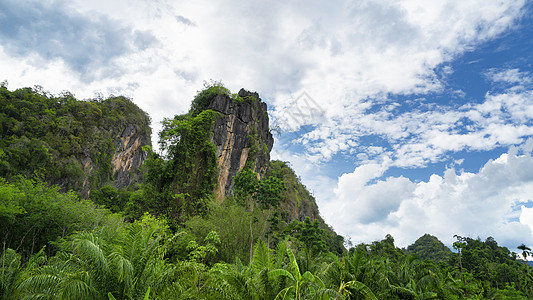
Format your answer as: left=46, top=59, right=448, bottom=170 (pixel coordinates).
left=1, top=0, right=533, bottom=250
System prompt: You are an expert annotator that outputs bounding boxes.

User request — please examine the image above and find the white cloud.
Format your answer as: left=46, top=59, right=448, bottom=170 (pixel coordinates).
left=1, top=0, right=532, bottom=249
left=265, top=0, right=529, bottom=167
left=290, top=69, right=533, bottom=168
left=334, top=160, right=414, bottom=224
left=0, top=0, right=159, bottom=81
left=325, top=152, right=533, bottom=249
left=486, top=68, right=532, bottom=85
left=1, top=1, right=528, bottom=154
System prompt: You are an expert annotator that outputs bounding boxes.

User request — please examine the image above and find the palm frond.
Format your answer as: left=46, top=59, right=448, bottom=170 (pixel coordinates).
left=70, top=233, right=109, bottom=280
left=269, top=269, right=295, bottom=282
left=251, top=239, right=272, bottom=275
left=56, top=270, right=97, bottom=300
left=143, top=286, right=151, bottom=300
left=107, top=251, right=134, bottom=297
left=0, top=248, right=21, bottom=298
left=345, top=280, right=378, bottom=300
left=222, top=269, right=254, bottom=300
left=274, top=286, right=293, bottom=300
left=285, top=248, right=301, bottom=282
left=17, top=273, right=61, bottom=298
left=274, top=238, right=288, bottom=269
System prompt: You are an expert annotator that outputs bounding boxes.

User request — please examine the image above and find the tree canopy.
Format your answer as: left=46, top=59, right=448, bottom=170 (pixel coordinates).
left=1, top=84, right=532, bottom=299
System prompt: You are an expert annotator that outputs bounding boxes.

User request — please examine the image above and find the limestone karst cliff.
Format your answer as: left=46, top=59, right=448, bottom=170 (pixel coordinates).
left=207, top=88, right=273, bottom=199
left=0, top=84, right=326, bottom=228
left=205, top=89, right=324, bottom=226
left=78, top=123, right=150, bottom=196
left=71, top=99, right=152, bottom=197
left=110, top=123, right=150, bottom=189
left=0, top=86, right=151, bottom=197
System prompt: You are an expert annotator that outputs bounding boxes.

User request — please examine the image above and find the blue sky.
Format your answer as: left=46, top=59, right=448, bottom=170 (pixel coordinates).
left=1, top=0, right=533, bottom=250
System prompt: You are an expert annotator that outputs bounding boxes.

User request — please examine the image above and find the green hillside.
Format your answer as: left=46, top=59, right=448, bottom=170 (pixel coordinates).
left=0, top=85, right=150, bottom=195
left=0, top=84, right=532, bottom=299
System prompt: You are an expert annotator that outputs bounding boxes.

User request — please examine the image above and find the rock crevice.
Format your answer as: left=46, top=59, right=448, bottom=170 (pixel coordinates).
left=111, top=124, right=151, bottom=190
left=208, top=89, right=273, bottom=199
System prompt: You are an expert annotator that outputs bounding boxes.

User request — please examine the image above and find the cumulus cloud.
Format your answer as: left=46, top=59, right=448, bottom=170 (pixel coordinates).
left=334, top=160, right=415, bottom=224
left=323, top=151, right=533, bottom=248
left=0, top=0, right=158, bottom=80
left=286, top=68, right=533, bottom=167
left=267, top=0, right=528, bottom=165
left=1, top=0, right=532, bottom=249
left=485, top=68, right=533, bottom=90
left=0, top=0, right=528, bottom=150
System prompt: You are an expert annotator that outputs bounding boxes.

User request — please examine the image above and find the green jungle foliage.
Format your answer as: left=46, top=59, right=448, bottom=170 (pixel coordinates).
left=1, top=195, right=532, bottom=299
left=124, top=90, right=221, bottom=227
left=1, top=84, right=532, bottom=299
left=269, top=160, right=345, bottom=255
left=89, top=184, right=132, bottom=213
left=0, top=85, right=150, bottom=194
left=0, top=176, right=122, bottom=262
left=188, top=80, right=249, bottom=117
left=188, top=81, right=232, bottom=117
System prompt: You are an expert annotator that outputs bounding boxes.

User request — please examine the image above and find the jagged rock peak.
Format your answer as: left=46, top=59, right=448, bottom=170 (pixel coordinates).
left=208, top=88, right=273, bottom=200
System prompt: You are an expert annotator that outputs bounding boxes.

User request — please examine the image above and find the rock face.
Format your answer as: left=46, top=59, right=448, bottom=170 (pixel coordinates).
left=207, top=89, right=273, bottom=200
left=78, top=122, right=151, bottom=197
left=111, top=124, right=151, bottom=189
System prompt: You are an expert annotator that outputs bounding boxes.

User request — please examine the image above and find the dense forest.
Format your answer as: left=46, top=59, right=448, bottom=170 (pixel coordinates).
left=1, top=83, right=532, bottom=299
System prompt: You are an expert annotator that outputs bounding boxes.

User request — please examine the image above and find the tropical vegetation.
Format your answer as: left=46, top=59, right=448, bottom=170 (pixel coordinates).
left=1, top=83, right=532, bottom=299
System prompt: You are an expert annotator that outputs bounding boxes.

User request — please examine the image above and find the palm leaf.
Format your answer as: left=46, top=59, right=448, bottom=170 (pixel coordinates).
left=274, top=286, right=293, bottom=300
left=108, top=251, right=134, bottom=295
left=223, top=268, right=254, bottom=299
left=0, top=248, right=21, bottom=298
left=251, top=239, right=272, bottom=275
left=269, top=269, right=295, bottom=282
left=274, top=238, right=288, bottom=269
left=285, top=248, right=301, bottom=282
left=57, top=270, right=97, bottom=300
left=143, top=286, right=151, bottom=300
left=17, top=273, right=61, bottom=298
left=301, top=271, right=316, bottom=283
left=71, top=233, right=109, bottom=280
left=345, top=280, right=378, bottom=300
left=390, top=284, right=417, bottom=298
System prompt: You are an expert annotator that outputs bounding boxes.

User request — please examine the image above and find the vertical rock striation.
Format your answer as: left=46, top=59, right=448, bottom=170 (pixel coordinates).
left=207, top=88, right=273, bottom=200
left=111, top=124, right=151, bottom=189
left=75, top=97, right=152, bottom=197
left=78, top=122, right=151, bottom=197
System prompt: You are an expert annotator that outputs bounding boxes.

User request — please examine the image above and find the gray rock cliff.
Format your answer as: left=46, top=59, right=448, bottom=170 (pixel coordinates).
left=207, top=88, right=273, bottom=200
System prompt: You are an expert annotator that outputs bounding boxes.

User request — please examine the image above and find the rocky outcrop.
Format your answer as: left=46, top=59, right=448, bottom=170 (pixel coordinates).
left=77, top=122, right=151, bottom=198
left=111, top=124, right=151, bottom=189
left=72, top=97, right=152, bottom=197
left=208, top=89, right=273, bottom=200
